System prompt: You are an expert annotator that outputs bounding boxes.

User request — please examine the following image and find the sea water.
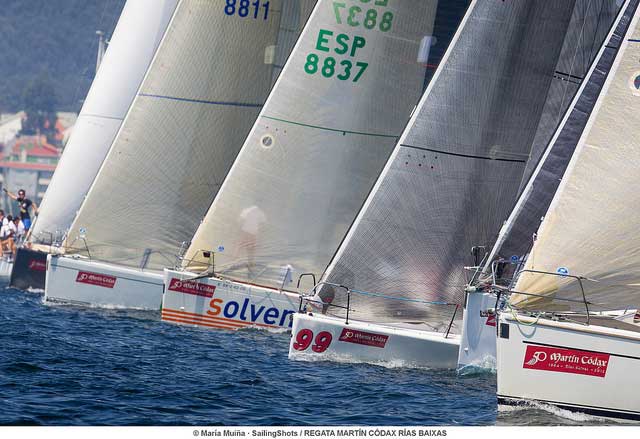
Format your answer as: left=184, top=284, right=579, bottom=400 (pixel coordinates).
left=0, top=287, right=625, bottom=426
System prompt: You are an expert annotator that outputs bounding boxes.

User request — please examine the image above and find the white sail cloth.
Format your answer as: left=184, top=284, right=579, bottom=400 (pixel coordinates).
left=184, top=0, right=441, bottom=289
left=512, top=5, right=640, bottom=312
left=65, top=0, right=313, bottom=270
left=321, top=0, right=578, bottom=325
left=30, top=0, right=178, bottom=244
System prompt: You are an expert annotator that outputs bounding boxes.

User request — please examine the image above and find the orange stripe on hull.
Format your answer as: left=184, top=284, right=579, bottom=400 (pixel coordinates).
left=161, top=315, right=241, bottom=331
left=162, top=307, right=281, bottom=329
left=162, top=309, right=248, bottom=328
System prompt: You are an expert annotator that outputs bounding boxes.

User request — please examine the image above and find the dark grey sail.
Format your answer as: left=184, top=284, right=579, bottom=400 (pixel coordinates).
left=519, top=0, right=620, bottom=193
left=487, top=0, right=639, bottom=267
left=322, top=0, right=578, bottom=326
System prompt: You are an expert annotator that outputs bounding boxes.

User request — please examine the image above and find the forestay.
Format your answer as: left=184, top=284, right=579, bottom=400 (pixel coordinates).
left=487, top=0, right=637, bottom=267
left=184, top=0, right=443, bottom=289
left=321, top=0, right=578, bottom=326
left=30, top=0, right=178, bottom=245
left=512, top=3, right=640, bottom=313
left=65, top=0, right=313, bottom=270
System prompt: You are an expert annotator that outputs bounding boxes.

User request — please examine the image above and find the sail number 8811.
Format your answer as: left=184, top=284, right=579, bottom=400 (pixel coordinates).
left=225, top=0, right=270, bottom=20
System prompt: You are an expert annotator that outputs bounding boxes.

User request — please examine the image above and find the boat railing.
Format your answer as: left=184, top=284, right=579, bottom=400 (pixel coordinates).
left=31, top=228, right=67, bottom=251
left=298, top=281, right=461, bottom=337
left=180, top=249, right=217, bottom=274
left=463, top=252, right=490, bottom=286
left=59, top=242, right=178, bottom=270
left=174, top=240, right=191, bottom=269
left=296, top=273, right=317, bottom=291
left=497, top=268, right=593, bottom=325
left=35, top=231, right=54, bottom=248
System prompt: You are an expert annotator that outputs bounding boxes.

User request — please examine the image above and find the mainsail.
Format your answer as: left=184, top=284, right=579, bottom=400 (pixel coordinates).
left=184, top=0, right=453, bottom=290
left=30, top=0, right=178, bottom=244
left=321, top=0, right=578, bottom=325
left=64, top=0, right=313, bottom=270
left=511, top=1, right=640, bottom=312
left=487, top=0, right=637, bottom=268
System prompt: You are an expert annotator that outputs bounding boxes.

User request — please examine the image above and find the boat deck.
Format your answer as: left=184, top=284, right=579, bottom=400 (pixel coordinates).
left=561, top=315, right=640, bottom=334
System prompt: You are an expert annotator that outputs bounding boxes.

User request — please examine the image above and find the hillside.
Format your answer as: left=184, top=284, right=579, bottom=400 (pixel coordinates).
left=0, top=0, right=126, bottom=113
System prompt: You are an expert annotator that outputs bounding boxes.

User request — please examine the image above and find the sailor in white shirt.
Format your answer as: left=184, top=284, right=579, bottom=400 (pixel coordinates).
left=11, top=216, right=25, bottom=241
left=0, top=212, right=13, bottom=256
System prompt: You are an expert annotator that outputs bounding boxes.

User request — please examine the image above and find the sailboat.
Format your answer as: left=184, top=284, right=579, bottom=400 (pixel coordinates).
left=161, top=0, right=444, bottom=331
left=287, top=0, right=581, bottom=369
left=9, top=0, right=178, bottom=291
left=494, top=0, right=640, bottom=421
left=43, top=0, right=313, bottom=310
left=459, top=0, right=622, bottom=370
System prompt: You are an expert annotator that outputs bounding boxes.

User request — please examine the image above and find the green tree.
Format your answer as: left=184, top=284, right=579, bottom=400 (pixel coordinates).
left=20, top=74, right=58, bottom=140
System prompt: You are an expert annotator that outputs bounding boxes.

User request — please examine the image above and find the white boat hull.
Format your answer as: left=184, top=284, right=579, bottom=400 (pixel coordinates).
left=289, top=312, right=460, bottom=369
left=457, top=291, right=497, bottom=371
left=45, top=255, right=164, bottom=310
left=0, top=258, right=13, bottom=284
left=497, top=312, right=640, bottom=421
left=161, top=269, right=300, bottom=330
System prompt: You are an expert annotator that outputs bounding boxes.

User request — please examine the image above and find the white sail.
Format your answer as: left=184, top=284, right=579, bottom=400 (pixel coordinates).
left=512, top=2, right=640, bottom=312
left=30, top=0, right=178, bottom=244
left=184, top=0, right=443, bottom=290
left=321, top=0, right=578, bottom=325
left=64, top=0, right=313, bottom=270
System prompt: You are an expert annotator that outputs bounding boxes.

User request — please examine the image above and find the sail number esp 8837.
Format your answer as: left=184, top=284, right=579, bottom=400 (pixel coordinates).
left=305, top=0, right=395, bottom=82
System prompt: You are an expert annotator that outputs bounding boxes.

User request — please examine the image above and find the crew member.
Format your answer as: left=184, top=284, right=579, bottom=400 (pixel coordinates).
left=4, top=188, right=38, bottom=231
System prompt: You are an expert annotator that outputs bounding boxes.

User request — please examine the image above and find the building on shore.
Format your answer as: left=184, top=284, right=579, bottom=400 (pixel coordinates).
left=0, top=112, right=76, bottom=213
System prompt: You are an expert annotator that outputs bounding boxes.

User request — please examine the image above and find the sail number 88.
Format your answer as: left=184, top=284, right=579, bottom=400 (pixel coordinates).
left=333, top=1, right=394, bottom=32
left=225, top=0, right=270, bottom=20
left=305, top=54, right=368, bottom=82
